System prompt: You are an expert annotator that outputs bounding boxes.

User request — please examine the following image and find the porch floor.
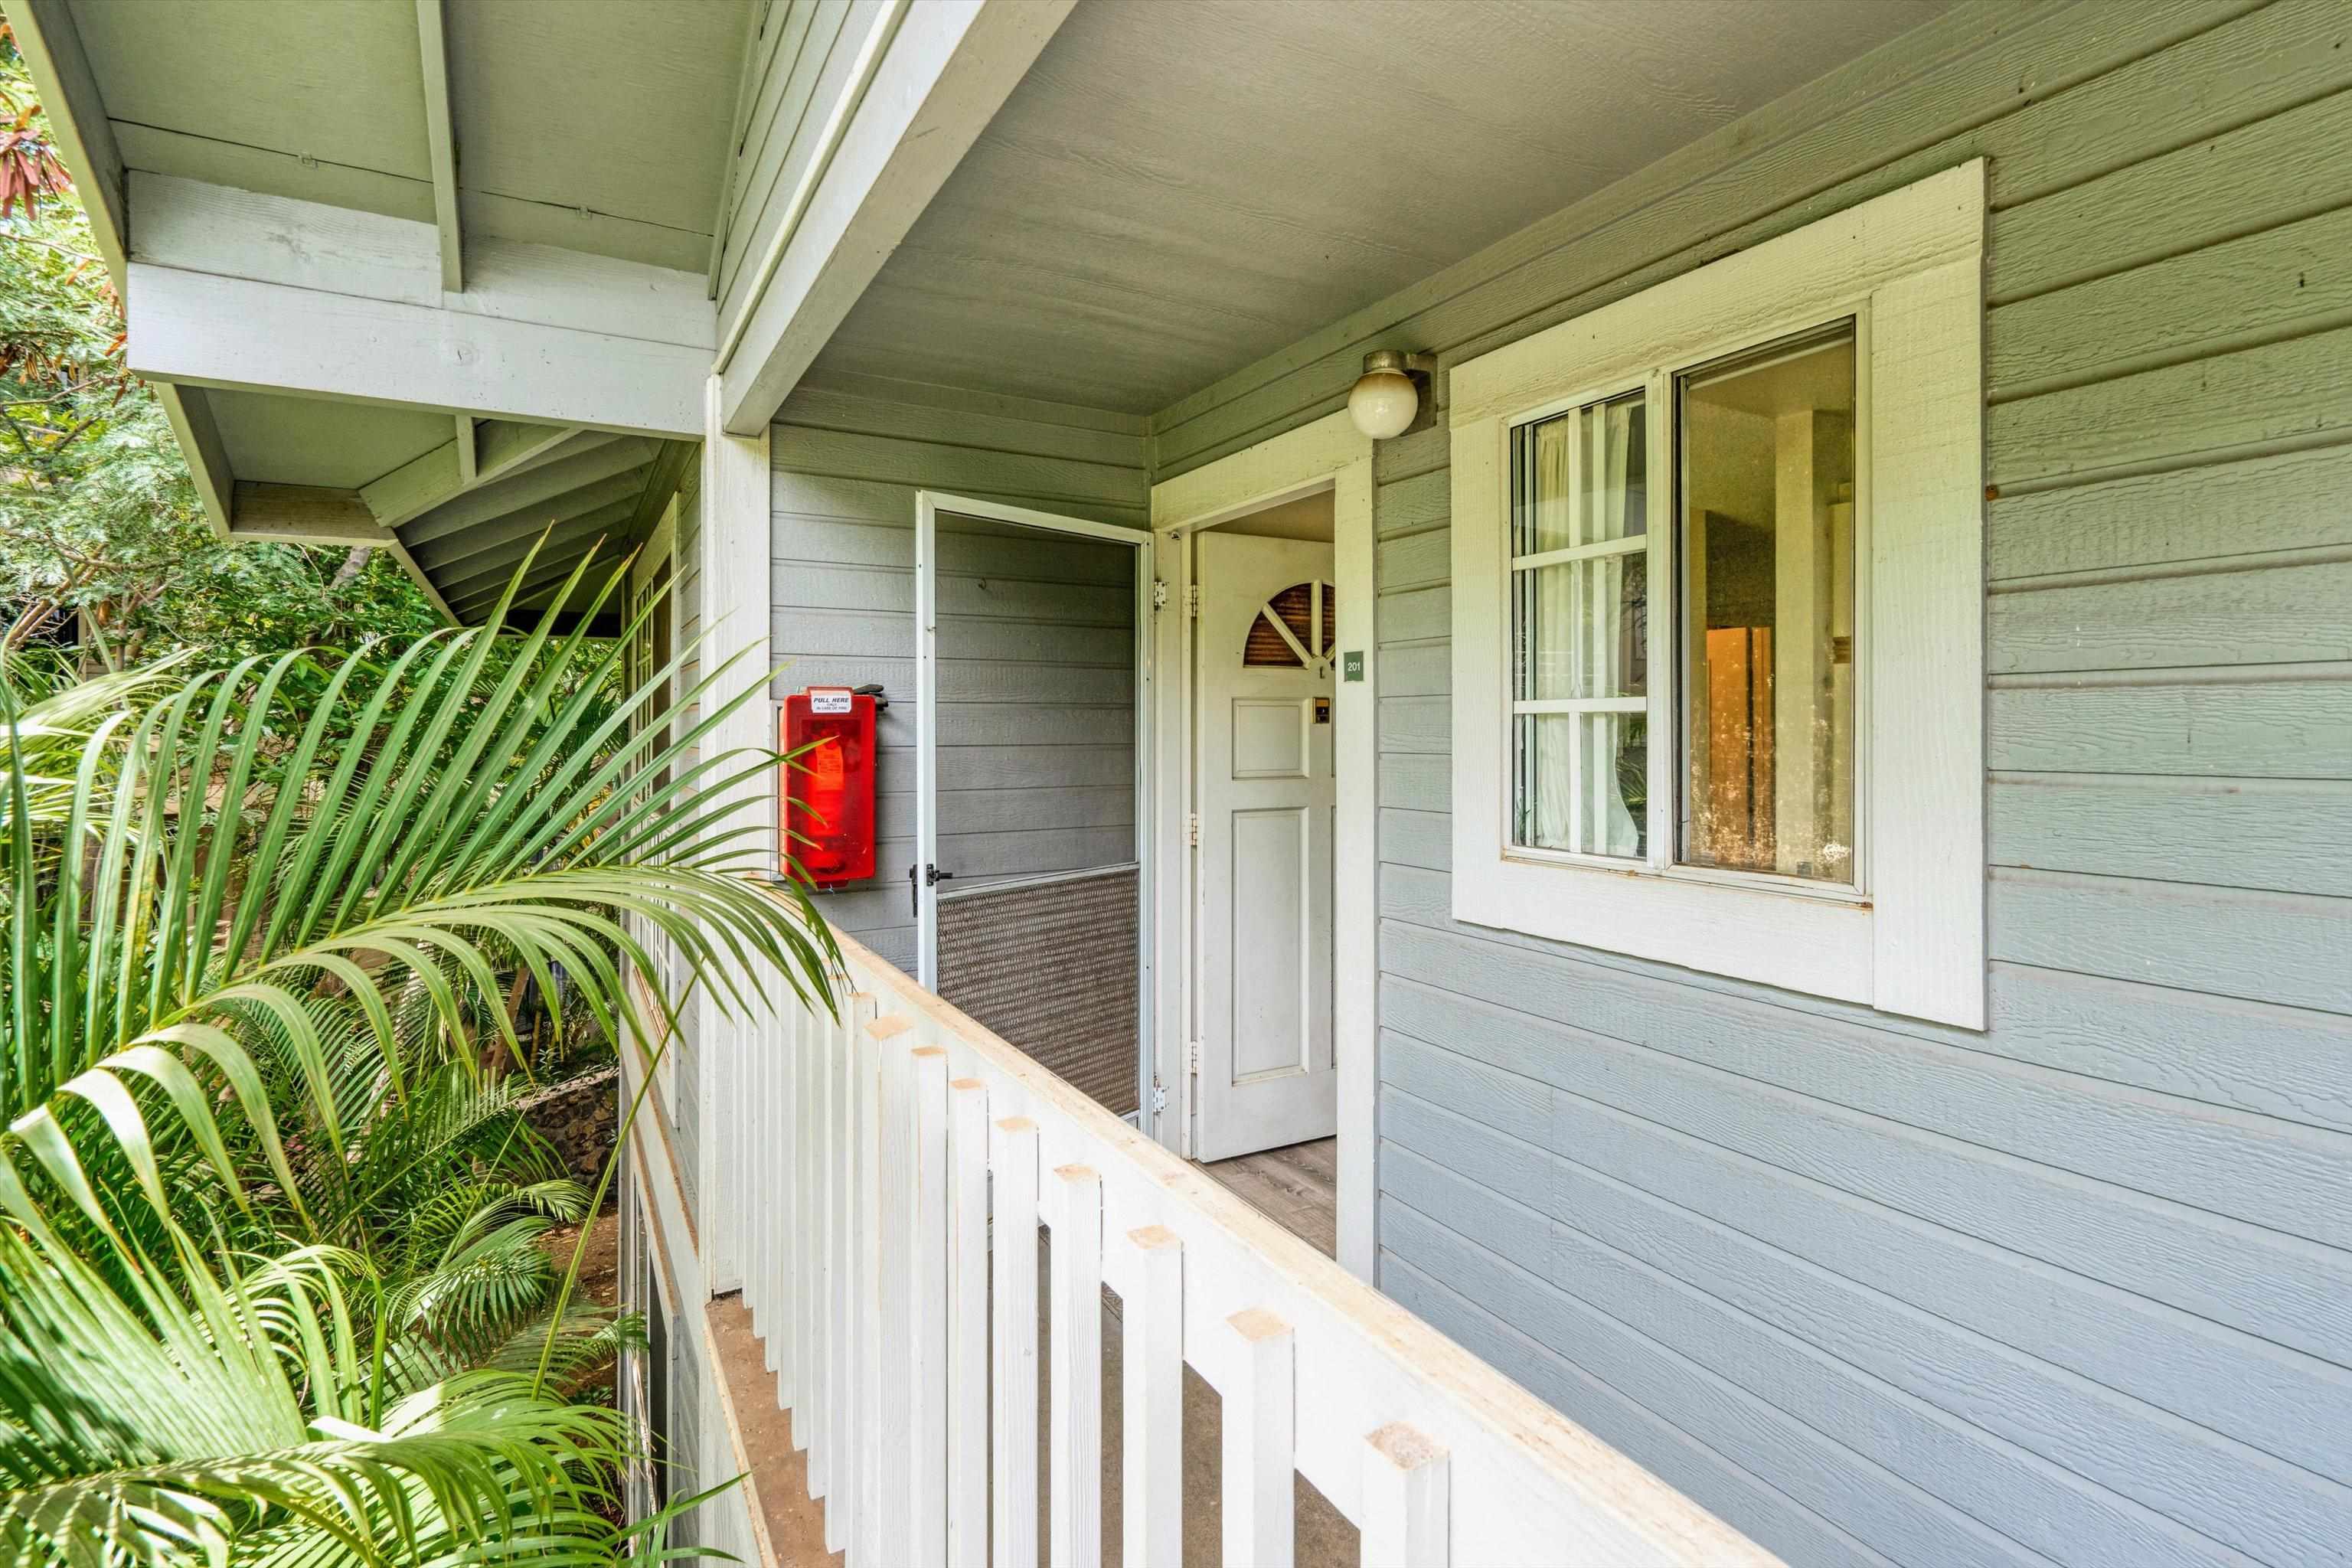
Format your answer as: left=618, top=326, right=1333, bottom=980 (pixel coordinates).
left=1196, top=1137, right=1338, bottom=1259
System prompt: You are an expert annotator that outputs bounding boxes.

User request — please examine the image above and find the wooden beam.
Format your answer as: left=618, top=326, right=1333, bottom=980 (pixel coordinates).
left=447, top=541, right=633, bottom=622
left=714, top=0, right=1073, bottom=434
left=414, top=0, right=463, bottom=292
left=410, top=475, right=650, bottom=573
left=231, top=482, right=394, bottom=546
left=225, top=485, right=458, bottom=625
left=154, top=384, right=235, bottom=540
left=475, top=418, right=577, bottom=479
left=430, top=498, right=642, bottom=602
left=361, top=421, right=583, bottom=528
left=130, top=263, right=704, bottom=436
left=125, top=175, right=714, bottom=436
left=625, top=439, right=699, bottom=546
left=400, top=436, right=657, bottom=546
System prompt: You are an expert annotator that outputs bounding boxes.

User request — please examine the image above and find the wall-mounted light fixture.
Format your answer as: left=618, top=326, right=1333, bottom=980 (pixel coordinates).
left=1348, top=348, right=1437, bottom=439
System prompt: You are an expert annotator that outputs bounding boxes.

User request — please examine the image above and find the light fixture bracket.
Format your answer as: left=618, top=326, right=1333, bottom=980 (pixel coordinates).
left=1361, top=348, right=1437, bottom=377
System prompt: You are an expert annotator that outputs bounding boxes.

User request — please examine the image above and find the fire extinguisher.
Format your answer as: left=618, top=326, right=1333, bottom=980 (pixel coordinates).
left=779, top=687, right=877, bottom=887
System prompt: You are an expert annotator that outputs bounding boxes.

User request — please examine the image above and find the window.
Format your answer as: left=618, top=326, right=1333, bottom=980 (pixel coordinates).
left=628, top=559, right=675, bottom=784
left=1245, top=581, right=1335, bottom=668
left=1449, top=163, right=1986, bottom=1026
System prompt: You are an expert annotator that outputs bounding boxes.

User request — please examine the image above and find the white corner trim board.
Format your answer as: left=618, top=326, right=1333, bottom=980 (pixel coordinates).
left=1447, top=161, right=1988, bottom=1028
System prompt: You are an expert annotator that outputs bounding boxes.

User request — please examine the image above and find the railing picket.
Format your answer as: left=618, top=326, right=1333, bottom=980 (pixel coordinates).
left=793, top=1001, right=819, bottom=1468
left=1050, top=1165, right=1104, bottom=1568
left=911, top=1046, right=951, bottom=1566
left=990, top=1116, right=1042, bottom=1568
left=1361, top=1422, right=1450, bottom=1567
left=1121, top=1226, right=1184, bottom=1568
left=946, top=1078, right=990, bottom=1568
left=858, top=1014, right=910, bottom=1566
left=753, top=1011, right=771, bottom=1349
left=825, top=995, right=872, bottom=1550
left=877, top=1026, right=915, bottom=1567
left=1224, top=1308, right=1296, bottom=1568
left=773, top=1008, right=795, bottom=1409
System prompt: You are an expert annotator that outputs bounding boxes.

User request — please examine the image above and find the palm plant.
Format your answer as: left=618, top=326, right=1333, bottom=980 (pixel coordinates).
left=0, top=549, right=838, bottom=1563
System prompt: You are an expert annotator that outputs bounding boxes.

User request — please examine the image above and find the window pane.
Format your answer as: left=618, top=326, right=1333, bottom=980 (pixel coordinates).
left=1508, top=390, right=1648, bottom=859
left=1514, top=712, right=1646, bottom=858
left=1513, top=555, right=1646, bottom=701
left=1513, top=394, right=1646, bottom=555
left=1677, top=324, right=1857, bottom=884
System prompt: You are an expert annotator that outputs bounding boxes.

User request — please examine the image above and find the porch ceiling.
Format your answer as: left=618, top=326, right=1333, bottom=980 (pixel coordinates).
left=71, top=0, right=745, bottom=271
left=810, top=0, right=1950, bottom=415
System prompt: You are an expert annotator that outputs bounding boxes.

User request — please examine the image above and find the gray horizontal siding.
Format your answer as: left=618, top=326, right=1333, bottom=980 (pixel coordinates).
left=771, top=377, right=1150, bottom=966
left=1152, top=2, right=2352, bottom=1563
left=716, top=0, right=861, bottom=327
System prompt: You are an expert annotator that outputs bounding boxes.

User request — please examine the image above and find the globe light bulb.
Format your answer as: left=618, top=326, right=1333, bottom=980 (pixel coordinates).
left=1348, top=367, right=1418, bottom=439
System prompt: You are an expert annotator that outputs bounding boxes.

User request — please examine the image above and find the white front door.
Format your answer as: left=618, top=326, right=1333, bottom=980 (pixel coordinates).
left=1194, top=532, right=1338, bottom=1161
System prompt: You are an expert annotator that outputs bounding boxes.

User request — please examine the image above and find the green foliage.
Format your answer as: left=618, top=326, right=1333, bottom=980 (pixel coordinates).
left=0, top=25, right=441, bottom=670
left=0, top=551, right=841, bottom=1563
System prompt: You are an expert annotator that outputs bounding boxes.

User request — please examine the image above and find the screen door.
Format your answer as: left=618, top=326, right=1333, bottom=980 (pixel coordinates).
left=913, top=492, right=1153, bottom=1116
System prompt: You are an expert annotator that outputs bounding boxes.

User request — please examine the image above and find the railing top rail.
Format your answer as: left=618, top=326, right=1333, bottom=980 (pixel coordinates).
left=803, top=911, right=1779, bottom=1567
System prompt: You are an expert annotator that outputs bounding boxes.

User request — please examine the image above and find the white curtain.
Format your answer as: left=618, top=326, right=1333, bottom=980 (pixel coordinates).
left=1525, top=418, right=1576, bottom=849
left=1518, top=399, right=1642, bottom=854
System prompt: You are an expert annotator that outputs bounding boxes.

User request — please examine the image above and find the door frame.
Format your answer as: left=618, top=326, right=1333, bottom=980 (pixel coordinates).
left=1146, top=412, right=1378, bottom=1280
left=912, top=490, right=1158, bottom=1116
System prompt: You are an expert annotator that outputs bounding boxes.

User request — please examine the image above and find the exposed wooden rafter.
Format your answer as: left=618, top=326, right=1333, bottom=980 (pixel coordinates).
left=399, top=435, right=655, bottom=547
left=714, top=0, right=1075, bottom=433
left=408, top=466, right=651, bottom=572
left=360, top=420, right=580, bottom=528
left=226, top=483, right=456, bottom=623
left=413, top=0, right=463, bottom=293
left=453, top=416, right=479, bottom=484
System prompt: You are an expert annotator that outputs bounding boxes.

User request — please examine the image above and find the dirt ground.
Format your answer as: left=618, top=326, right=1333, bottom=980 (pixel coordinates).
left=541, top=1203, right=623, bottom=1310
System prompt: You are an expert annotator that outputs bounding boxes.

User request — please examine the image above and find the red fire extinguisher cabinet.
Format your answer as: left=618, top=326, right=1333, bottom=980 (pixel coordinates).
left=779, top=688, right=877, bottom=887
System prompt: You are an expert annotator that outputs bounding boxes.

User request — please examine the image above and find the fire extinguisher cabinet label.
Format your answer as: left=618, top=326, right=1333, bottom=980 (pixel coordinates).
left=808, top=688, right=854, bottom=714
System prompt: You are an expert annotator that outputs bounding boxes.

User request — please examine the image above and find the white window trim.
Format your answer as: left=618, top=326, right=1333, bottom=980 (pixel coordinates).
left=1448, top=161, right=1986, bottom=1027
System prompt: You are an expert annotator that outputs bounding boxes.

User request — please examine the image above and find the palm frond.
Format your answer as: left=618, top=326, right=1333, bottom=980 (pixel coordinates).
left=0, top=545, right=842, bottom=1561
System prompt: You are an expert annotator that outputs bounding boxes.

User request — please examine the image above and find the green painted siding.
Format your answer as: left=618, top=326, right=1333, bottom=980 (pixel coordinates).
left=768, top=374, right=1150, bottom=971
left=1153, top=2, right=2352, bottom=1563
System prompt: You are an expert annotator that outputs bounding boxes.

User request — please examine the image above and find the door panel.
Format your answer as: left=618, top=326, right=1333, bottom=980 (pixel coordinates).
left=1195, top=533, right=1338, bottom=1161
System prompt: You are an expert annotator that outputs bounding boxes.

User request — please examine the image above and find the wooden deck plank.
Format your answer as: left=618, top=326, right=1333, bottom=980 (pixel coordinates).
left=1199, top=1138, right=1339, bottom=1259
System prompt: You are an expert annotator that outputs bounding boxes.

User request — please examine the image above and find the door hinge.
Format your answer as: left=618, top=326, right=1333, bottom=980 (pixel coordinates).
left=1150, top=1079, right=1168, bottom=1114
left=1151, top=579, right=1168, bottom=611
left=1185, top=583, right=1201, bottom=619
left=1185, top=810, right=1199, bottom=846
left=1187, top=1040, right=1202, bottom=1073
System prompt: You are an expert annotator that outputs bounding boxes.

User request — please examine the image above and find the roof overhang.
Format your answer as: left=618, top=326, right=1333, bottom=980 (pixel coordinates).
left=13, top=0, right=1069, bottom=627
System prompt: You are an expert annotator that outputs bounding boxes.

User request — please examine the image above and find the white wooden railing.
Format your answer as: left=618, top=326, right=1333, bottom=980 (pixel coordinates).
left=724, top=926, right=1779, bottom=1567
